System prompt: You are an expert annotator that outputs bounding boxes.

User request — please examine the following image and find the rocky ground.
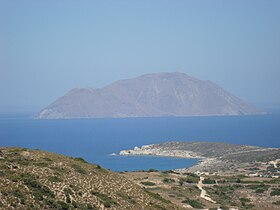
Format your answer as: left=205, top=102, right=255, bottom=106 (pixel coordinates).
left=0, top=147, right=181, bottom=210
left=118, top=141, right=280, bottom=209
left=1, top=143, right=279, bottom=210
left=121, top=169, right=280, bottom=210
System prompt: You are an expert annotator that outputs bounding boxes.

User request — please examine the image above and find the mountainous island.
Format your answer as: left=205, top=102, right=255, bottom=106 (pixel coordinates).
left=37, top=72, right=265, bottom=119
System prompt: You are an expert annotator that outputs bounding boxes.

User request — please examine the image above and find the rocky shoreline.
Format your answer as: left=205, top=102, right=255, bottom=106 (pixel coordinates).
left=118, top=142, right=280, bottom=175
left=118, top=143, right=213, bottom=173
left=119, top=144, right=204, bottom=159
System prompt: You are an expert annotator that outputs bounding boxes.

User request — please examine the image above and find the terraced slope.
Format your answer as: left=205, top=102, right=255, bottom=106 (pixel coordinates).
left=0, top=147, right=180, bottom=210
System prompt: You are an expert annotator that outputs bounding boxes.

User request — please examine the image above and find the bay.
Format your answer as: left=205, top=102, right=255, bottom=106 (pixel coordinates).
left=0, top=113, right=279, bottom=171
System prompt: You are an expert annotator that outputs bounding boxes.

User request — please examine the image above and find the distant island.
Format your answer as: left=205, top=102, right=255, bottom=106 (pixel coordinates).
left=36, top=72, right=265, bottom=119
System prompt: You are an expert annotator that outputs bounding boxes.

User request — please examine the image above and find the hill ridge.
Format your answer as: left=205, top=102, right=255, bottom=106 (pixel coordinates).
left=0, top=147, right=180, bottom=210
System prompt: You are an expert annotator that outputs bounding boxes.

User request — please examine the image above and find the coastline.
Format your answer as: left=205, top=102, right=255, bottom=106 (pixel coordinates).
left=119, top=144, right=205, bottom=159
left=117, top=142, right=280, bottom=175
left=117, top=152, right=217, bottom=173
left=117, top=153, right=204, bottom=160
left=118, top=144, right=210, bottom=172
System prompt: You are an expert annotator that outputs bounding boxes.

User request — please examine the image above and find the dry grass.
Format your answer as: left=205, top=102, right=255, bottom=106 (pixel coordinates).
left=0, top=147, right=181, bottom=210
left=122, top=170, right=280, bottom=210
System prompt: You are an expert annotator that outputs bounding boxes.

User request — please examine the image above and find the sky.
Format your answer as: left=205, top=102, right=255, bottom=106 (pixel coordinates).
left=1, top=0, right=280, bottom=113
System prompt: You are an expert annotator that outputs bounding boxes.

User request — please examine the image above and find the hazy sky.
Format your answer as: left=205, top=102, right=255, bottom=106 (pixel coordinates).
left=1, top=0, right=280, bottom=112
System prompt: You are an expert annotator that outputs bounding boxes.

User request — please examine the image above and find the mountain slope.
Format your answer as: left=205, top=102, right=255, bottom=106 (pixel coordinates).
left=37, top=72, right=264, bottom=119
left=0, top=147, right=180, bottom=210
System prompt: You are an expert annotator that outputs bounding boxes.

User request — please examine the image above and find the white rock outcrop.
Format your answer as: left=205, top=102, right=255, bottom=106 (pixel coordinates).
left=120, top=144, right=203, bottom=159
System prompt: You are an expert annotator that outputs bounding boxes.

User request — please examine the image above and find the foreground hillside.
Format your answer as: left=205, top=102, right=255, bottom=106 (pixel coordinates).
left=37, top=72, right=264, bottom=119
left=0, top=147, right=180, bottom=210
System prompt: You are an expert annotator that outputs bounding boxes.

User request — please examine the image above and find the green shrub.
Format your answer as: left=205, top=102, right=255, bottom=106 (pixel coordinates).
left=148, top=169, right=158, bottom=172
left=48, top=176, right=63, bottom=182
left=202, top=178, right=216, bottom=184
left=153, top=204, right=166, bottom=210
left=12, top=189, right=25, bottom=204
left=91, top=191, right=117, bottom=207
left=64, top=188, right=74, bottom=195
left=239, top=197, right=250, bottom=203
left=43, top=157, right=53, bottom=162
left=182, top=198, right=203, bottom=208
left=145, top=190, right=171, bottom=204
left=245, top=203, right=255, bottom=209
left=34, top=162, right=49, bottom=167
left=72, top=200, right=78, bottom=208
left=22, top=174, right=55, bottom=200
left=141, top=181, right=156, bottom=186
left=117, top=192, right=136, bottom=204
left=66, top=194, right=71, bottom=203
left=52, top=166, right=68, bottom=174
left=271, top=189, right=280, bottom=196
left=57, top=201, right=71, bottom=209
left=94, top=164, right=108, bottom=173
left=44, top=198, right=61, bottom=209
left=86, top=203, right=98, bottom=209
left=179, top=176, right=199, bottom=184
left=249, top=183, right=268, bottom=189
left=162, top=178, right=175, bottom=183
left=71, top=164, right=87, bottom=174
left=73, top=157, right=88, bottom=164
left=255, top=189, right=265, bottom=193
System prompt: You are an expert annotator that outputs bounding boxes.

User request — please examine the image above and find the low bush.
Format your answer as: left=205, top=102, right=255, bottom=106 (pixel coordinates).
left=22, top=173, right=55, bottom=201
left=271, top=188, right=280, bottom=196
left=91, top=191, right=117, bottom=207
left=148, top=169, right=159, bottom=172
left=48, top=176, right=63, bottom=182
left=12, top=189, right=25, bottom=204
left=202, top=178, right=216, bottom=184
left=73, top=157, right=88, bottom=164
left=162, top=178, right=175, bottom=183
left=141, top=181, right=156, bottom=186
left=71, top=164, right=87, bottom=174
left=239, top=197, right=250, bottom=203
left=145, top=190, right=171, bottom=204
left=117, top=192, right=136, bottom=204
left=182, top=198, right=204, bottom=208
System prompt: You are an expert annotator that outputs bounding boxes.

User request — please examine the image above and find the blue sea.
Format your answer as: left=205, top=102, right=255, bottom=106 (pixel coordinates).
left=0, top=113, right=279, bottom=172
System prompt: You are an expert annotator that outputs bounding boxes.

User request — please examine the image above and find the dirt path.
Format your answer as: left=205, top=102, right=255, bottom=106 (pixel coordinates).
left=197, top=176, right=216, bottom=203
left=269, top=160, right=279, bottom=168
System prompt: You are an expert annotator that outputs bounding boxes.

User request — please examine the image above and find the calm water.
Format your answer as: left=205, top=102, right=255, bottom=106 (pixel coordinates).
left=0, top=113, right=279, bottom=171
